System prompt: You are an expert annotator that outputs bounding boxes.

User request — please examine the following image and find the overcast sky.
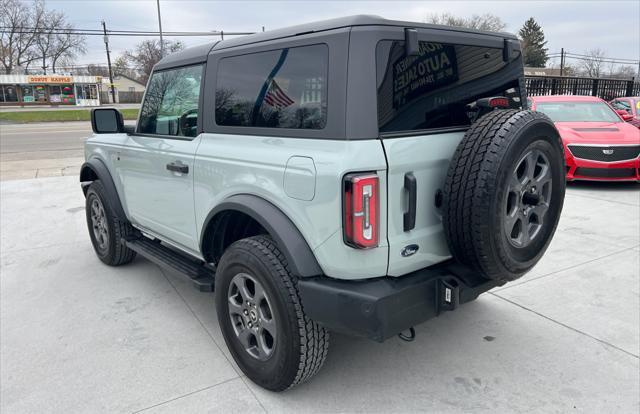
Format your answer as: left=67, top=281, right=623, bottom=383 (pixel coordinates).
left=44, top=0, right=640, bottom=69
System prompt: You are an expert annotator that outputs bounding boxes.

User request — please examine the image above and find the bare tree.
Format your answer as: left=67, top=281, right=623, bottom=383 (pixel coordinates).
left=124, top=39, right=185, bottom=84
left=0, top=0, right=45, bottom=73
left=49, top=24, right=86, bottom=73
left=1, top=0, right=85, bottom=74
left=85, top=64, right=109, bottom=77
left=33, top=5, right=64, bottom=74
left=579, top=48, right=606, bottom=78
left=112, top=55, right=140, bottom=81
left=425, top=13, right=506, bottom=32
left=605, top=64, right=637, bottom=79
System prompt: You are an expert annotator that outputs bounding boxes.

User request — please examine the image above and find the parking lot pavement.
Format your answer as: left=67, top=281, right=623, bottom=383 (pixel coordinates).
left=1, top=177, right=638, bottom=413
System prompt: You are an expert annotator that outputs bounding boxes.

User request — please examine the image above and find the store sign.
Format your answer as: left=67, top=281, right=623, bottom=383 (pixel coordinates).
left=27, top=75, right=73, bottom=84
left=392, top=42, right=458, bottom=108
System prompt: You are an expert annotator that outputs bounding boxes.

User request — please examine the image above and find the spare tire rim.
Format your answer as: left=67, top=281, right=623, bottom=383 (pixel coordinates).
left=90, top=197, right=109, bottom=251
left=227, top=272, right=277, bottom=361
left=504, top=149, right=552, bottom=248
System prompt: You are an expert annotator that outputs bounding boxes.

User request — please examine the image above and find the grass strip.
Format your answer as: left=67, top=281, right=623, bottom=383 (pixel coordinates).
left=0, top=108, right=139, bottom=123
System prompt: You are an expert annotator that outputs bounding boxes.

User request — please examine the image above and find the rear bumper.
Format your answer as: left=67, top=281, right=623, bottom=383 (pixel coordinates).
left=298, top=261, right=504, bottom=342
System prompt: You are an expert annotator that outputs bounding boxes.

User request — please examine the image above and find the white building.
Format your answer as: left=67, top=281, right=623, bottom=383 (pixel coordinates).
left=0, top=74, right=102, bottom=107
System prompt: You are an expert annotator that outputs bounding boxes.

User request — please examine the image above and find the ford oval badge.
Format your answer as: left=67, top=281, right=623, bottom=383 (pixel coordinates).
left=401, top=244, right=419, bottom=257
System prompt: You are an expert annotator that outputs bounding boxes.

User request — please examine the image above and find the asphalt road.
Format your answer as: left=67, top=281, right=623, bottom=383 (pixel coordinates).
left=0, top=122, right=91, bottom=180
left=1, top=122, right=89, bottom=156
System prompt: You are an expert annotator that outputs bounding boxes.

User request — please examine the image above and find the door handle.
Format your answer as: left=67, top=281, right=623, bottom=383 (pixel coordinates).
left=166, top=161, right=189, bottom=174
left=403, top=172, right=417, bottom=232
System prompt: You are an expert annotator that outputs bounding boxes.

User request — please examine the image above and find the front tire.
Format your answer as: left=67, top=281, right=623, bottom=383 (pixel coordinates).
left=85, top=180, right=136, bottom=266
left=215, top=236, right=329, bottom=391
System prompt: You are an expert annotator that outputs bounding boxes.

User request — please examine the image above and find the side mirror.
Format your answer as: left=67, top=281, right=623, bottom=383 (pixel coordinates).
left=91, top=108, right=124, bottom=134
left=615, top=109, right=633, bottom=121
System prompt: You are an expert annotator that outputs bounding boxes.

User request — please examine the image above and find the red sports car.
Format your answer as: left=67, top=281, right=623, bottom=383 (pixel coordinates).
left=529, top=95, right=640, bottom=182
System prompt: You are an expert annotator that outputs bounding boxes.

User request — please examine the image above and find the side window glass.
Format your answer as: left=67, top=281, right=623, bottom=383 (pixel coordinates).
left=138, top=64, right=203, bottom=137
left=215, top=44, right=328, bottom=129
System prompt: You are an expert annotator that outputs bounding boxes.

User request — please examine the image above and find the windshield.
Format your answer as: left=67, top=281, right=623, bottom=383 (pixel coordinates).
left=535, top=101, right=620, bottom=123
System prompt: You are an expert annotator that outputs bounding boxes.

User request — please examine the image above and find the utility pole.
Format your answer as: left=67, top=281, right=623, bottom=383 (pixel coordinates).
left=102, top=21, right=116, bottom=104
left=559, top=48, right=565, bottom=76
left=157, top=0, right=164, bottom=58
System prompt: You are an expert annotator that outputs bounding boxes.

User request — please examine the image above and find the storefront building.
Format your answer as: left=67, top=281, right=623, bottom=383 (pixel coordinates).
left=0, top=74, right=102, bottom=106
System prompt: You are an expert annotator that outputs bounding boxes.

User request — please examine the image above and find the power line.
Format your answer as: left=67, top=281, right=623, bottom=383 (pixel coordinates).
left=565, top=52, right=638, bottom=62
left=548, top=51, right=639, bottom=65
left=0, top=26, right=254, bottom=37
left=550, top=56, right=639, bottom=65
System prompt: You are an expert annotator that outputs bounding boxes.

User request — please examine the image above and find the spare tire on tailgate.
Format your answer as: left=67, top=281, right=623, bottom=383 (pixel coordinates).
left=443, top=110, right=565, bottom=281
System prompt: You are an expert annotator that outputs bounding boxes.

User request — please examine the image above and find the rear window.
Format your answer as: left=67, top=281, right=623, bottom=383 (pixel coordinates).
left=376, top=40, right=523, bottom=134
left=215, top=44, right=328, bottom=129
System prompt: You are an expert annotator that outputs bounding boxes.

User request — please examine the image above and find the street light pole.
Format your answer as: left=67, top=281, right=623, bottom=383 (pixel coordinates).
left=102, top=20, right=116, bottom=104
left=156, top=0, right=164, bottom=58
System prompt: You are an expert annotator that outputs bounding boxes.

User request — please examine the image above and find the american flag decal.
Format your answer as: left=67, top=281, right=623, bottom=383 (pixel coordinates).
left=264, top=79, right=295, bottom=109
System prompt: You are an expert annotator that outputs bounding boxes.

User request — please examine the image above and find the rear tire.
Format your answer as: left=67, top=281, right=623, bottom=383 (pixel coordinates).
left=443, top=110, right=565, bottom=281
left=215, top=236, right=329, bottom=391
left=85, top=180, right=136, bottom=266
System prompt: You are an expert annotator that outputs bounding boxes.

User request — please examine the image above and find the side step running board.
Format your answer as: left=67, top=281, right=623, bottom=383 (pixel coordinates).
left=123, top=237, right=215, bottom=292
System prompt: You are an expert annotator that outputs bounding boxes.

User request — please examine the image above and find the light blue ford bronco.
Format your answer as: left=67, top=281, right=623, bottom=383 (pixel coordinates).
left=81, top=16, right=565, bottom=391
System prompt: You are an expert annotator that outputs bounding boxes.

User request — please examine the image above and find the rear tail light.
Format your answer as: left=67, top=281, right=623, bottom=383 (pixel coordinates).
left=343, top=173, right=379, bottom=249
left=477, top=96, right=510, bottom=109
left=487, top=97, right=509, bottom=108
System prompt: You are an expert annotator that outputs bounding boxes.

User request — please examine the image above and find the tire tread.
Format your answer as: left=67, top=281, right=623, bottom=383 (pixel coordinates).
left=226, top=235, right=329, bottom=390
left=87, top=180, right=136, bottom=266
left=442, top=110, right=564, bottom=280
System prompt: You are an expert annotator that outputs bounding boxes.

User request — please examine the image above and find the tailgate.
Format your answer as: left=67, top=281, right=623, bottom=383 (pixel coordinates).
left=375, top=33, right=525, bottom=276
left=382, top=132, right=463, bottom=276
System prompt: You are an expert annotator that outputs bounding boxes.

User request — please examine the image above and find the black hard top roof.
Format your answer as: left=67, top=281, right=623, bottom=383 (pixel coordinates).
left=154, top=14, right=516, bottom=70
left=154, top=41, right=219, bottom=71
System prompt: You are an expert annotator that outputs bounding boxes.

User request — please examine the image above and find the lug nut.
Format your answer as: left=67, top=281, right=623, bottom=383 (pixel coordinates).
left=248, top=322, right=252, bottom=328
left=243, top=310, right=248, bottom=315
left=523, top=210, right=528, bottom=216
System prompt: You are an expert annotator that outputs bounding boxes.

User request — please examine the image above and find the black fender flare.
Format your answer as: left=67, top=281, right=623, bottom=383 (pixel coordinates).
left=79, top=158, right=127, bottom=222
left=201, top=194, right=323, bottom=278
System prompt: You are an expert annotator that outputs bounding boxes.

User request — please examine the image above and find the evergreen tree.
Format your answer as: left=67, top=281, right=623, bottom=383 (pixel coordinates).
left=519, top=17, right=549, bottom=67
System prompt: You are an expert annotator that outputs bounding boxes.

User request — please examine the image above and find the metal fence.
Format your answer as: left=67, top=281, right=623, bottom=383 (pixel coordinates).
left=525, top=76, right=640, bottom=99
left=99, top=91, right=145, bottom=104
left=117, top=91, right=145, bottom=103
